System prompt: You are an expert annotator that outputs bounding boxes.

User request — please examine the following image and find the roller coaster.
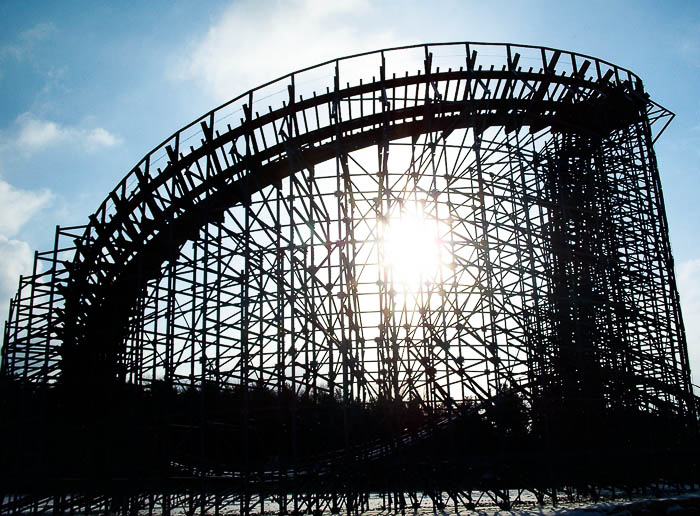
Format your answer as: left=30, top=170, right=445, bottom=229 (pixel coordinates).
left=1, top=42, right=697, bottom=514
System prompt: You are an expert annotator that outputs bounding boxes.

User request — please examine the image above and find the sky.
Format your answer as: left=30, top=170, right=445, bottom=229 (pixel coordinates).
left=1, top=0, right=700, bottom=384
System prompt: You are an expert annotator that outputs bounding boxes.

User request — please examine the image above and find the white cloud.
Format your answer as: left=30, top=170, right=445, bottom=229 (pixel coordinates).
left=16, top=116, right=63, bottom=149
left=178, top=0, right=405, bottom=101
left=0, top=177, right=52, bottom=334
left=85, top=127, right=121, bottom=151
left=0, top=236, right=36, bottom=323
left=13, top=113, right=122, bottom=154
left=677, top=258, right=700, bottom=390
left=0, top=179, right=53, bottom=237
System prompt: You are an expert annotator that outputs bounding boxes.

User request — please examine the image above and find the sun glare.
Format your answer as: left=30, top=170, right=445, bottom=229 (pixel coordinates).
left=383, top=203, right=449, bottom=290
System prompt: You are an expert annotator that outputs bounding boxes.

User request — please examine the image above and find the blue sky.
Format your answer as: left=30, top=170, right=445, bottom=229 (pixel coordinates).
left=1, top=0, right=700, bottom=381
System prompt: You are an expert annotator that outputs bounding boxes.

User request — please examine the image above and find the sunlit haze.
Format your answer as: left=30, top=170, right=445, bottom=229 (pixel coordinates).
left=382, top=202, right=450, bottom=292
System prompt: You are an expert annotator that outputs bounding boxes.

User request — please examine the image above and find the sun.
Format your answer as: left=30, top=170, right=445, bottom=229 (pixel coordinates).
left=382, top=202, right=449, bottom=291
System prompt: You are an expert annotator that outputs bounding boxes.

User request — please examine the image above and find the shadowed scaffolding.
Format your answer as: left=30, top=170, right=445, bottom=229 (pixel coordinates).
left=1, top=42, right=698, bottom=515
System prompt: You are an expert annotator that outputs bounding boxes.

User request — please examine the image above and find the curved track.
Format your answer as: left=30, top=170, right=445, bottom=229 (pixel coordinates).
left=2, top=42, right=689, bottom=408
left=1, top=40, right=696, bottom=516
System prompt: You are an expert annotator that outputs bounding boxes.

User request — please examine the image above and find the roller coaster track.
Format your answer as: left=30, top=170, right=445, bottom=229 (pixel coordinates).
left=1, top=42, right=695, bottom=516
left=3, top=43, right=674, bottom=391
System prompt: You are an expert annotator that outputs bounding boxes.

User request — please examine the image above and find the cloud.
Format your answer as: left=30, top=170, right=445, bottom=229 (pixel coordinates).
left=178, top=0, right=405, bottom=101
left=0, top=177, right=52, bottom=334
left=0, top=178, right=53, bottom=237
left=0, top=176, right=52, bottom=326
left=0, top=22, right=57, bottom=62
left=12, top=113, right=122, bottom=154
left=85, top=127, right=121, bottom=149
left=16, top=116, right=63, bottom=149
left=677, top=258, right=700, bottom=389
left=0, top=236, right=36, bottom=324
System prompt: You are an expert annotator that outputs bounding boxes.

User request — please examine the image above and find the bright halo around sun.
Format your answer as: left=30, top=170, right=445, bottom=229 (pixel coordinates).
left=383, top=202, right=450, bottom=291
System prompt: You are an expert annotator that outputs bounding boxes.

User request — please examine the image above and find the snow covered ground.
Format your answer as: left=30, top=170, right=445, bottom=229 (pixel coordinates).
left=432, top=494, right=700, bottom=515
left=349, top=492, right=700, bottom=516
left=525, top=493, right=700, bottom=515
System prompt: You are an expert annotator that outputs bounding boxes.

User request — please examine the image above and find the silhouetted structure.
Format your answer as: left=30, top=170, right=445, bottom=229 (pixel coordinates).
left=1, top=43, right=697, bottom=514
